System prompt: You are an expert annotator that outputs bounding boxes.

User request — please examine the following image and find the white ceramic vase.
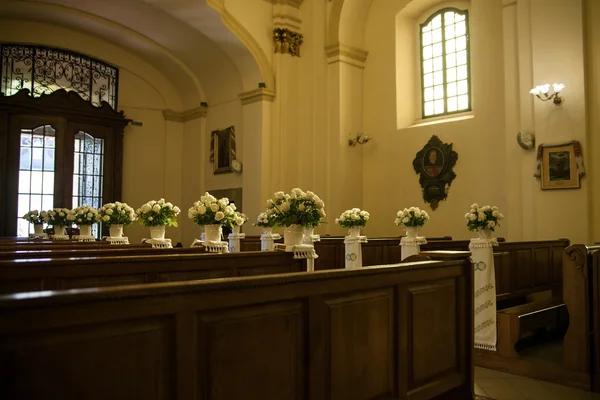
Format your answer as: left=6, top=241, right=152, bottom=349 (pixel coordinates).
left=406, top=226, right=419, bottom=238
left=54, top=225, right=66, bottom=236
left=477, top=228, right=492, bottom=240
left=33, top=224, right=44, bottom=236
left=109, top=224, right=123, bottom=238
left=233, top=225, right=241, bottom=235
left=204, top=224, right=222, bottom=242
left=284, top=224, right=304, bottom=247
left=150, top=225, right=166, bottom=240
left=79, top=225, right=92, bottom=236
left=348, top=226, right=361, bottom=237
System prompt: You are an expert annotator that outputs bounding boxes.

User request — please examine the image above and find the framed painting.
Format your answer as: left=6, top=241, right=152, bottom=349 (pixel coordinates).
left=212, top=126, right=234, bottom=174
left=538, top=141, right=584, bottom=190
left=412, top=135, right=458, bottom=210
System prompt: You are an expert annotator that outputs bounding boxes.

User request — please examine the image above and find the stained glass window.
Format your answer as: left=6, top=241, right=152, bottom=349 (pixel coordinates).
left=421, top=9, right=470, bottom=118
left=16, top=125, right=55, bottom=237
left=1, top=44, right=118, bottom=108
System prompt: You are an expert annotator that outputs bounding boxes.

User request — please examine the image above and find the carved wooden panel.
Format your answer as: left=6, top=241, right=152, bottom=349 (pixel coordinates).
left=325, top=290, right=394, bottom=400
left=198, top=302, right=305, bottom=400
left=0, top=318, right=174, bottom=399
left=362, top=245, right=385, bottom=267
left=237, top=264, right=299, bottom=276
left=57, top=274, right=149, bottom=289
left=513, top=249, right=533, bottom=290
left=314, top=242, right=341, bottom=270
left=494, top=252, right=511, bottom=297
left=0, top=278, right=42, bottom=294
left=408, top=279, right=458, bottom=387
left=533, top=247, right=550, bottom=287
left=552, top=245, right=564, bottom=285
left=158, top=269, right=228, bottom=282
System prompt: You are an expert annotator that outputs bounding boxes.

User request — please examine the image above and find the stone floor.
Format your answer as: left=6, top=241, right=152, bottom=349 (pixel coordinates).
left=475, top=367, right=600, bottom=400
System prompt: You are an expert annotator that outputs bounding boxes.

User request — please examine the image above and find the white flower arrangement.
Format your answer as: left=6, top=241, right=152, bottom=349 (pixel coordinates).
left=465, top=203, right=504, bottom=232
left=255, top=211, right=277, bottom=228
left=394, top=207, right=430, bottom=227
left=22, top=210, right=47, bottom=225
left=266, top=188, right=326, bottom=227
left=72, top=206, right=100, bottom=226
left=233, top=211, right=247, bottom=226
left=136, top=199, right=181, bottom=227
left=335, top=208, right=370, bottom=228
left=98, top=202, right=137, bottom=227
left=45, top=207, right=76, bottom=227
left=188, top=192, right=236, bottom=227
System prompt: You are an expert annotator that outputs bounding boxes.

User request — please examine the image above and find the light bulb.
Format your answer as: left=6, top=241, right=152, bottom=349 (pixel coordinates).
left=540, top=84, right=550, bottom=94
left=552, top=83, right=565, bottom=93
left=530, top=87, right=541, bottom=95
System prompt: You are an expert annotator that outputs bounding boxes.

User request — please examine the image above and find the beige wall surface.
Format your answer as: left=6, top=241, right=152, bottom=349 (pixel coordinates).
left=1, top=0, right=595, bottom=245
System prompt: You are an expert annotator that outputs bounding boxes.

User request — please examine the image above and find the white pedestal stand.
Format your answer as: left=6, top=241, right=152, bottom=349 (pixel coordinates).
left=142, top=238, right=173, bottom=249
left=228, top=226, right=246, bottom=253
left=72, top=235, right=96, bottom=242
left=275, top=243, right=318, bottom=272
left=50, top=234, right=70, bottom=241
left=260, top=229, right=281, bottom=251
left=302, top=228, right=321, bottom=245
left=190, top=238, right=229, bottom=254
left=29, top=233, right=49, bottom=239
left=400, top=237, right=427, bottom=261
left=102, top=236, right=130, bottom=245
left=470, top=237, right=498, bottom=351
left=344, top=234, right=368, bottom=269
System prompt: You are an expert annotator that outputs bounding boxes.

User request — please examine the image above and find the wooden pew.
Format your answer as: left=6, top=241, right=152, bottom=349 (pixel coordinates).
left=0, top=246, right=204, bottom=260
left=0, top=257, right=474, bottom=399
left=0, top=251, right=305, bottom=293
left=563, top=244, right=600, bottom=390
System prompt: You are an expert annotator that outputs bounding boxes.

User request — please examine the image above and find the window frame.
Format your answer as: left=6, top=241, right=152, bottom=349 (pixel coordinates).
left=419, top=7, right=471, bottom=119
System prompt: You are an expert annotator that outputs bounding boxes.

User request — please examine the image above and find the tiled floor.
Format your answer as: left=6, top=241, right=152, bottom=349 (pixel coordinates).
left=475, top=367, right=600, bottom=400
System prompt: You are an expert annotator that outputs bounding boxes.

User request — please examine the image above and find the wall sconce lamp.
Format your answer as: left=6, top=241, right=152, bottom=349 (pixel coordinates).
left=348, top=132, right=371, bottom=147
left=530, top=83, right=565, bottom=106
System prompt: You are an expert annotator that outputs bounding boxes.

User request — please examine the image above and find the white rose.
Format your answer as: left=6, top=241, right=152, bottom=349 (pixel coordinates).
left=224, top=206, right=233, bottom=215
left=280, top=202, right=290, bottom=212
left=198, top=206, right=206, bottom=215
left=316, top=200, right=324, bottom=208
left=340, top=215, right=346, bottom=221
left=152, top=204, right=160, bottom=213
left=492, top=210, right=499, bottom=217
left=173, top=206, right=181, bottom=213
left=142, top=204, right=151, bottom=213
left=464, top=213, right=470, bottom=220
left=218, top=198, right=229, bottom=207
left=106, top=209, right=113, bottom=215
left=148, top=216, right=153, bottom=221
left=235, top=217, right=244, bottom=225
left=402, top=217, right=409, bottom=223
left=415, top=211, right=422, bottom=217
left=210, top=203, right=219, bottom=212
left=469, top=214, right=477, bottom=221
left=364, top=215, right=370, bottom=221
left=102, top=215, right=110, bottom=222
left=478, top=212, right=485, bottom=221
left=488, top=221, right=496, bottom=228
left=319, top=209, right=326, bottom=217
left=215, top=211, right=224, bottom=221
left=298, top=204, right=306, bottom=212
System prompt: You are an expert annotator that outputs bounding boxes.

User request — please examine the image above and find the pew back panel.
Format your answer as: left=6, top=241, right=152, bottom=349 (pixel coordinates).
left=0, top=252, right=305, bottom=293
left=0, top=258, right=473, bottom=400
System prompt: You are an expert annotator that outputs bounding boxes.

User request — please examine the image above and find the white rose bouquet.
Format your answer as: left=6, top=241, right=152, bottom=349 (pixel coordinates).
left=72, top=206, right=99, bottom=226
left=233, top=211, right=247, bottom=226
left=188, top=192, right=236, bottom=226
left=266, top=188, right=326, bottom=228
left=22, top=210, right=46, bottom=225
left=46, top=207, right=76, bottom=227
left=465, top=203, right=504, bottom=232
left=394, top=207, right=430, bottom=227
left=98, top=201, right=137, bottom=227
left=335, top=208, right=370, bottom=228
left=136, top=199, right=181, bottom=227
left=255, top=211, right=277, bottom=228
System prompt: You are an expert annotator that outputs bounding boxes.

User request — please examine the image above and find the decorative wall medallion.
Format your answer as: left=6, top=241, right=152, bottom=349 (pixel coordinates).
left=412, top=135, right=458, bottom=210
left=273, top=28, right=303, bottom=57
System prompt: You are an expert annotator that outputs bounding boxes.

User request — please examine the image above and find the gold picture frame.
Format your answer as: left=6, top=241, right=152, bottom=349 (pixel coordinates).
left=212, top=127, right=234, bottom=174
left=539, top=142, right=581, bottom=190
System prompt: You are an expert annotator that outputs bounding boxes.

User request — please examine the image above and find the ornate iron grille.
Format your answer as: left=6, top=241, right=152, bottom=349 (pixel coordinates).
left=0, top=44, right=119, bottom=108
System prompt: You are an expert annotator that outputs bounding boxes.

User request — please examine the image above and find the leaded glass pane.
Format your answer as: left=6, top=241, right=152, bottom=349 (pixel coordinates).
left=1, top=44, right=118, bottom=109
left=420, top=9, right=470, bottom=118
left=73, top=131, right=104, bottom=237
left=16, top=125, right=55, bottom=236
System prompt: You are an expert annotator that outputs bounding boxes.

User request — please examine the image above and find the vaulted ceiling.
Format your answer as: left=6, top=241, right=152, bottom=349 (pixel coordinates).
left=0, top=0, right=264, bottom=108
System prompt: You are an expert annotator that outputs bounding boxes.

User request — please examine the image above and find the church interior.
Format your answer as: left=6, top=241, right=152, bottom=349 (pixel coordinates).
left=1, top=0, right=600, bottom=399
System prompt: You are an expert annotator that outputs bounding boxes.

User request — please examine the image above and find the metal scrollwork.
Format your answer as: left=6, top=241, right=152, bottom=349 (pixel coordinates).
left=1, top=44, right=118, bottom=109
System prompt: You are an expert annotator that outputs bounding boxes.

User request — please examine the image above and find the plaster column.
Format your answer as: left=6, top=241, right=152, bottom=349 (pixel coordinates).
left=325, top=44, right=368, bottom=235
left=238, top=88, right=275, bottom=236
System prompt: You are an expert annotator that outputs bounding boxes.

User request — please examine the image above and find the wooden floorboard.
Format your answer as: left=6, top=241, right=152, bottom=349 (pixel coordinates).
left=474, top=349, right=590, bottom=391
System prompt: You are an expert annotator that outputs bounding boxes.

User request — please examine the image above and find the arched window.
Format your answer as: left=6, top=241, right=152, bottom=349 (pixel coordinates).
left=0, top=44, right=124, bottom=237
left=420, top=8, right=470, bottom=118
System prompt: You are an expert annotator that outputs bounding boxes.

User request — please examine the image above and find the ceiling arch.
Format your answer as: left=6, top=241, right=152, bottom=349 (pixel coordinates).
left=2, top=0, right=268, bottom=109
